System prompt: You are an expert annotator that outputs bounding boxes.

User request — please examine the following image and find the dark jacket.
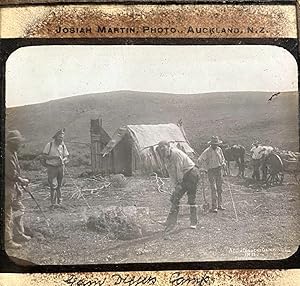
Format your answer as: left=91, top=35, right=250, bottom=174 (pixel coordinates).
left=5, top=148, right=21, bottom=188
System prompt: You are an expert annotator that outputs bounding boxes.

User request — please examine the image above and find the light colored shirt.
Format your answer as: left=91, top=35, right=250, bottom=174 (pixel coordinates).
left=197, top=146, right=226, bottom=170
left=43, top=140, right=69, bottom=166
left=250, top=145, right=264, bottom=159
left=261, top=146, right=274, bottom=156
left=164, top=147, right=195, bottom=186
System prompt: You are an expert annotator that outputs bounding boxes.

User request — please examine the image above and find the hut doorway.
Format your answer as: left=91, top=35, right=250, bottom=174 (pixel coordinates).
left=113, top=133, right=133, bottom=176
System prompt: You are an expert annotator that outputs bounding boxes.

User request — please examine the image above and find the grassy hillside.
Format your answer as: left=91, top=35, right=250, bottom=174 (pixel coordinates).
left=6, top=91, right=298, bottom=162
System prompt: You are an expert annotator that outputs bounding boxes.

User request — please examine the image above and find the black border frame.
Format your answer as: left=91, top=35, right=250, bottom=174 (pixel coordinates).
left=0, top=36, right=299, bottom=272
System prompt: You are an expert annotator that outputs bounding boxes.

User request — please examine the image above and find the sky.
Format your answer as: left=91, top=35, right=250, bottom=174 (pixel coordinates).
left=5, top=45, right=298, bottom=107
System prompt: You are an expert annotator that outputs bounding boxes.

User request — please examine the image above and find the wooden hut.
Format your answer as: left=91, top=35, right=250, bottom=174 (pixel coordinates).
left=90, top=119, right=113, bottom=174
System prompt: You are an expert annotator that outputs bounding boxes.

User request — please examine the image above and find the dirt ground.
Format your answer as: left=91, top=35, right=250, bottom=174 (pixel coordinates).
left=6, top=166, right=300, bottom=265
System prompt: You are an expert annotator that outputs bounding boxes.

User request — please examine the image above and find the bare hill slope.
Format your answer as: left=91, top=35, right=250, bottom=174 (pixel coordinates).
left=6, top=91, right=298, bottom=159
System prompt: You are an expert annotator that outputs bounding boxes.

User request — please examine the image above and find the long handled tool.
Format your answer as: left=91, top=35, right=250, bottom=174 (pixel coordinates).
left=20, top=184, right=55, bottom=233
left=202, top=187, right=210, bottom=212
left=199, top=171, right=210, bottom=212
left=225, top=180, right=238, bottom=221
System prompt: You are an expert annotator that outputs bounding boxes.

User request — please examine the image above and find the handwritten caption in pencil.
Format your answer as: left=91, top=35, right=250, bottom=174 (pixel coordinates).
left=63, top=272, right=214, bottom=286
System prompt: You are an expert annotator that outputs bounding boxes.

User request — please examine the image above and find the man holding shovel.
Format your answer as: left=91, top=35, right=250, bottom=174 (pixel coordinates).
left=198, top=136, right=227, bottom=213
left=156, top=141, right=199, bottom=232
left=5, top=130, right=31, bottom=249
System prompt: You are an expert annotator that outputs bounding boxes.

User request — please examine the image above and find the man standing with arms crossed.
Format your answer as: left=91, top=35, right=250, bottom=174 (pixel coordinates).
left=198, top=136, right=227, bottom=213
left=156, top=141, right=199, bottom=232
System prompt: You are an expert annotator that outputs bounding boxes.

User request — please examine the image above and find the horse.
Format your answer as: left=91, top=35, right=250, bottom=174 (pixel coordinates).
left=220, top=144, right=245, bottom=177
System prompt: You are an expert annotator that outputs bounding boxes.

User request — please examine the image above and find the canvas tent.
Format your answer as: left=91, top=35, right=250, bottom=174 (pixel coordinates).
left=98, top=123, right=195, bottom=176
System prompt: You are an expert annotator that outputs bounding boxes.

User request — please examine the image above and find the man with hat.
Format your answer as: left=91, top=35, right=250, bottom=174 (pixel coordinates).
left=156, top=140, right=199, bottom=231
left=197, top=136, right=226, bottom=213
left=250, top=141, right=264, bottom=181
left=259, top=144, right=274, bottom=182
left=42, top=128, right=69, bottom=206
left=5, top=130, right=32, bottom=249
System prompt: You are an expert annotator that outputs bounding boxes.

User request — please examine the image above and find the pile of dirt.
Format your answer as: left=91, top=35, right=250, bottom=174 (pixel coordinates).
left=86, top=206, right=147, bottom=240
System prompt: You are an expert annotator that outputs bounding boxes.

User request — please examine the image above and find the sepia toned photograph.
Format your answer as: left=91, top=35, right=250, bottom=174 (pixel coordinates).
left=4, top=44, right=299, bottom=265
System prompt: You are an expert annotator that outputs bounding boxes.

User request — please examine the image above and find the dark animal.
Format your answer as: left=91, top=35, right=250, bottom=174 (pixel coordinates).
left=220, top=144, right=245, bottom=177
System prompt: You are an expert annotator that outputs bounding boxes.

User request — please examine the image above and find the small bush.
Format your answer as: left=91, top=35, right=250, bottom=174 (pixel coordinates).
left=110, top=174, right=127, bottom=188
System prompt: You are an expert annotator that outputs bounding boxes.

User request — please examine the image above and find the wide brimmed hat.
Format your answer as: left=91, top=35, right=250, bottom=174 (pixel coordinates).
left=6, top=130, right=25, bottom=144
left=157, top=140, right=169, bottom=148
left=52, top=128, right=65, bottom=139
left=208, top=136, right=222, bottom=145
